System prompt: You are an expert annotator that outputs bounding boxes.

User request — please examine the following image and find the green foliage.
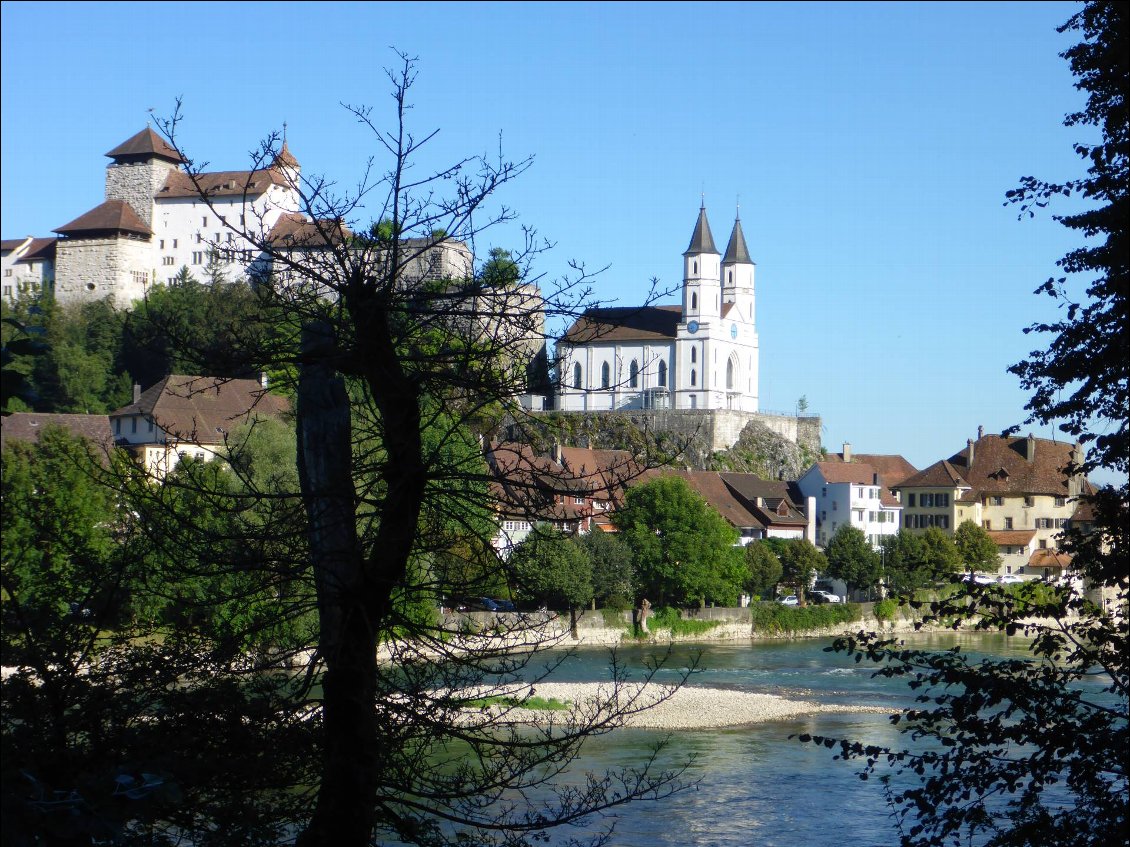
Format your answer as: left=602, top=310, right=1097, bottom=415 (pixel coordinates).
left=464, top=695, right=571, bottom=711
left=824, top=524, right=882, bottom=595
left=953, top=519, right=1001, bottom=572
left=744, top=541, right=783, bottom=597
left=508, top=528, right=593, bottom=610
left=643, top=606, right=724, bottom=637
left=880, top=531, right=931, bottom=595
left=918, top=526, right=963, bottom=580
left=613, top=476, right=741, bottom=607
left=748, top=602, right=861, bottom=635
left=580, top=530, right=636, bottom=610
left=810, top=8, right=1129, bottom=845
left=777, top=539, right=826, bottom=604
left=872, top=597, right=899, bottom=622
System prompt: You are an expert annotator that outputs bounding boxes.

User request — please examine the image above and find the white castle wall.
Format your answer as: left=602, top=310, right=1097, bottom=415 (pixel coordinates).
left=54, top=236, right=153, bottom=307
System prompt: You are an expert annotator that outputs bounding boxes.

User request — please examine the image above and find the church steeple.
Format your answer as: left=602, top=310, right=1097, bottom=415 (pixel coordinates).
left=684, top=201, right=719, bottom=256
left=722, top=214, right=752, bottom=265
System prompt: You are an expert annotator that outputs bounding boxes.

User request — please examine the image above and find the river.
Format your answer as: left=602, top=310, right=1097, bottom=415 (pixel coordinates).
left=509, top=632, right=1036, bottom=847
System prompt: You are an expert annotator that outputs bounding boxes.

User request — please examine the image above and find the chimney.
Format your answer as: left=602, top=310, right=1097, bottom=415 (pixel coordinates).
left=1027, top=433, right=1036, bottom=462
left=553, top=442, right=563, bottom=466
left=967, top=438, right=975, bottom=469
left=842, top=442, right=852, bottom=462
left=132, top=383, right=141, bottom=404
left=978, top=425, right=984, bottom=439
left=259, top=371, right=269, bottom=389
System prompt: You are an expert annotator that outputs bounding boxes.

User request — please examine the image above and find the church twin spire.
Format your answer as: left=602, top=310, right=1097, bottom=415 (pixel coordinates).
left=685, top=202, right=752, bottom=265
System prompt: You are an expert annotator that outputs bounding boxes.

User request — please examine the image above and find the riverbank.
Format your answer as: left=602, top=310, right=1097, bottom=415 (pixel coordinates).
left=460, top=681, right=895, bottom=730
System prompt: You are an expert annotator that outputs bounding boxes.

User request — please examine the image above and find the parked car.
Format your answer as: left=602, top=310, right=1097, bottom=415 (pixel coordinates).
left=455, top=597, right=501, bottom=612
left=961, top=573, right=997, bottom=585
left=779, top=595, right=799, bottom=606
left=491, top=598, right=516, bottom=612
left=998, top=574, right=1024, bottom=585
left=810, top=590, right=842, bottom=604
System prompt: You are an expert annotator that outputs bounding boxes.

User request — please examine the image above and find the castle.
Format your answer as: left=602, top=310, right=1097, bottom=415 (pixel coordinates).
left=2, top=126, right=472, bottom=308
left=556, top=203, right=759, bottom=413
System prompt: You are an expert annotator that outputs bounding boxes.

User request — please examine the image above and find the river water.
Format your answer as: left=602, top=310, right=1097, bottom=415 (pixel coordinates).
left=512, top=633, right=1035, bottom=847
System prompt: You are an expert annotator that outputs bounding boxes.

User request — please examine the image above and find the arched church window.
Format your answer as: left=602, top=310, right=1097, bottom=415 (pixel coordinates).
left=629, top=359, right=639, bottom=388
left=690, top=369, right=697, bottom=387
left=691, top=347, right=697, bottom=363
left=728, top=271, right=732, bottom=284
left=691, top=292, right=697, bottom=311
left=693, top=260, right=698, bottom=274
left=572, top=362, right=582, bottom=389
left=601, top=362, right=610, bottom=389
left=658, top=360, right=667, bottom=387
left=726, top=358, right=735, bottom=390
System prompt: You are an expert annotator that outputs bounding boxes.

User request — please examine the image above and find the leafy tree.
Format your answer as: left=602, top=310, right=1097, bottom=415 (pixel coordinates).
left=509, top=527, right=593, bottom=613
left=777, top=539, right=825, bottom=606
left=613, top=475, right=741, bottom=606
left=807, top=7, right=1128, bottom=845
left=824, top=524, right=882, bottom=597
left=56, top=53, right=684, bottom=847
left=744, top=541, right=783, bottom=598
left=953, top=519, right=1002, bottom=573
left=879, top=530, right=931, bottom=596
left=918, top=526, right=963, bottom=582
left=580, top=529, right=636, bottom=610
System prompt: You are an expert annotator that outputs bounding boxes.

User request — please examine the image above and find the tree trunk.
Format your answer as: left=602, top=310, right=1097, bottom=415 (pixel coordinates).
left=295, top=322, right=378, bottom=847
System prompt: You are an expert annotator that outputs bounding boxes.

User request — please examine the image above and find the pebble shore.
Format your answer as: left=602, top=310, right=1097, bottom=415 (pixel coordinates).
left=473, top=682, right=894, bottom=730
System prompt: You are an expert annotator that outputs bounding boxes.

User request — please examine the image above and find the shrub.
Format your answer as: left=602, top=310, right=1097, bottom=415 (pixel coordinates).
left=749, top=602, right=861, bottom=635
left=634, top=606, right=723, bottom=638
left=874, top=598, right=899, bottom=622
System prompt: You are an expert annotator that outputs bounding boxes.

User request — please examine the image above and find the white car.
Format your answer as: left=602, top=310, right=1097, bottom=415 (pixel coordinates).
left=810, top=590, right=842, bottom=604
left=998, top=574, right=1024, bottom=584
left=961, top=573, right=997, bottom=585
left=779, top=595, right=799, bottom=606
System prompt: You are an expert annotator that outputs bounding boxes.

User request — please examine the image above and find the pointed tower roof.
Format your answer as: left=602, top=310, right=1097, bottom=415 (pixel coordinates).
left=272, top=141, right=300, bottom=171
left=683, top=203, right=719, bottom=256
left=54, top=200, right=152, bottom=237
left=105, top=127, right=184, bottom=164
left=722, top=216, right=753, bottom=264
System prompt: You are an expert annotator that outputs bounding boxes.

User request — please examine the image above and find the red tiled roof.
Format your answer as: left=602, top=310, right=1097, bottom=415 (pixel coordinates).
left=718, top=473, right=809, bottom=527
left=812, top=461, right=880, bottom=485
left=986, top=530, right=1036, bottom=546
left=634, top=468, right=765, bottom=531
left=560, top=305, right=682, bottom=344
left=54, top=200, right=152, bottom=237
left=17, top=237, right=56, bottom=263
left=1, top=238, right=31, bottom=252
left=266, top=213, right=350, bottom=247
left=896, top=459, right=970, bottom=490
left=105, top=127, right=184, bottom=164
left=946, top=434, right=1079, bottom=497
left=1, top=413, right=114, bottom=453
left=158, top=168, right=290, bottom=199
left=110, top=375, right=288, bottom=444
left=1029, top=548, right=1071, bottom=568
left=829, top=453, right=918, bottom=488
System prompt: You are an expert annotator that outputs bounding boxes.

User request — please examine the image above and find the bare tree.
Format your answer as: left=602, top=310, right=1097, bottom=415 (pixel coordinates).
left=141, top=53, right=687, bottom=847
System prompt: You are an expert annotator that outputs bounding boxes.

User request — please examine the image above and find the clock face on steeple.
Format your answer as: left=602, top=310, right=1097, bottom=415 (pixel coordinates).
left=687, top=320, right=700, bottom=334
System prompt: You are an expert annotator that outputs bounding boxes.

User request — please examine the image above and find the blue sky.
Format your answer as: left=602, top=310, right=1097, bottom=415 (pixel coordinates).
left=3, top=1, right=1112, bottom=479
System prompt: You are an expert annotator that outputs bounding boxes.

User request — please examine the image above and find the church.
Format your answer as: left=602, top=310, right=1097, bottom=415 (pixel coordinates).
left=556, top=204, right=759, bottom=412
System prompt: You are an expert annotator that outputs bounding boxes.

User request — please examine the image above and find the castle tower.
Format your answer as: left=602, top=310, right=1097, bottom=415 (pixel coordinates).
left=271, top=123, right=302, bottom=190
left=103, top=127, right=184, bottom=228
left=721, top=212, right=755, bottom=325
left=682, top=201, right=721, bottom=321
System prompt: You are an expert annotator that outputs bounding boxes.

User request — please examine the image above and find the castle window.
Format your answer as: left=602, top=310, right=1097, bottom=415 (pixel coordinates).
left=173, top=239, right=178, bottom=248
left=202, top=216, right=209, bottom=227
left=160, top=239, right=165, bottom=249
left=163, top=257, right=175, bottom=266
left=629, top=359, right=639, bottom=388
left=572, top=363, right=582, bottom=389
left=658, top=360, right=667, bottom=387
left=192, top=251, right=204, bottom=265
left=600, top=362, right=610, bottom=389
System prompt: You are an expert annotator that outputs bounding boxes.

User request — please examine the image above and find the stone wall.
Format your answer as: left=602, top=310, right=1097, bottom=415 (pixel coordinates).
left=105, top=159, right=177, bottom=227
left=55, top=236, right=153, bottom=307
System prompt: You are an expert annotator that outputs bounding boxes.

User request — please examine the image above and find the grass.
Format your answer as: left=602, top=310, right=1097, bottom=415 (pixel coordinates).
left=628, top=606, right=725, bottom=638
left=749, top=602, right=862, bottom=635
left=465, top=695, right=571, bottom=711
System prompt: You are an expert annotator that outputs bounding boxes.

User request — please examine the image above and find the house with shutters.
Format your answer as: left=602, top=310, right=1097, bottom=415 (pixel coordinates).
left=892, top=428, right=1090, bottom=579
left=109, top=374, right=289, bottom=478
left=796, top=454, right=907, bottom=549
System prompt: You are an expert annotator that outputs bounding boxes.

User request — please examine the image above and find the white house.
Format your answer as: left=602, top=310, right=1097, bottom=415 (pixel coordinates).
left=797, top=460, right=903, bottom=549
left=556, top=203, right=760, bottom=412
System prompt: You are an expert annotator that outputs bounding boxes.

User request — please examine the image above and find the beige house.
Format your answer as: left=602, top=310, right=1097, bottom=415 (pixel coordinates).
left=893, top=429, right=1088, bottom=578
left=109, top=375, right=288, bottom=478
